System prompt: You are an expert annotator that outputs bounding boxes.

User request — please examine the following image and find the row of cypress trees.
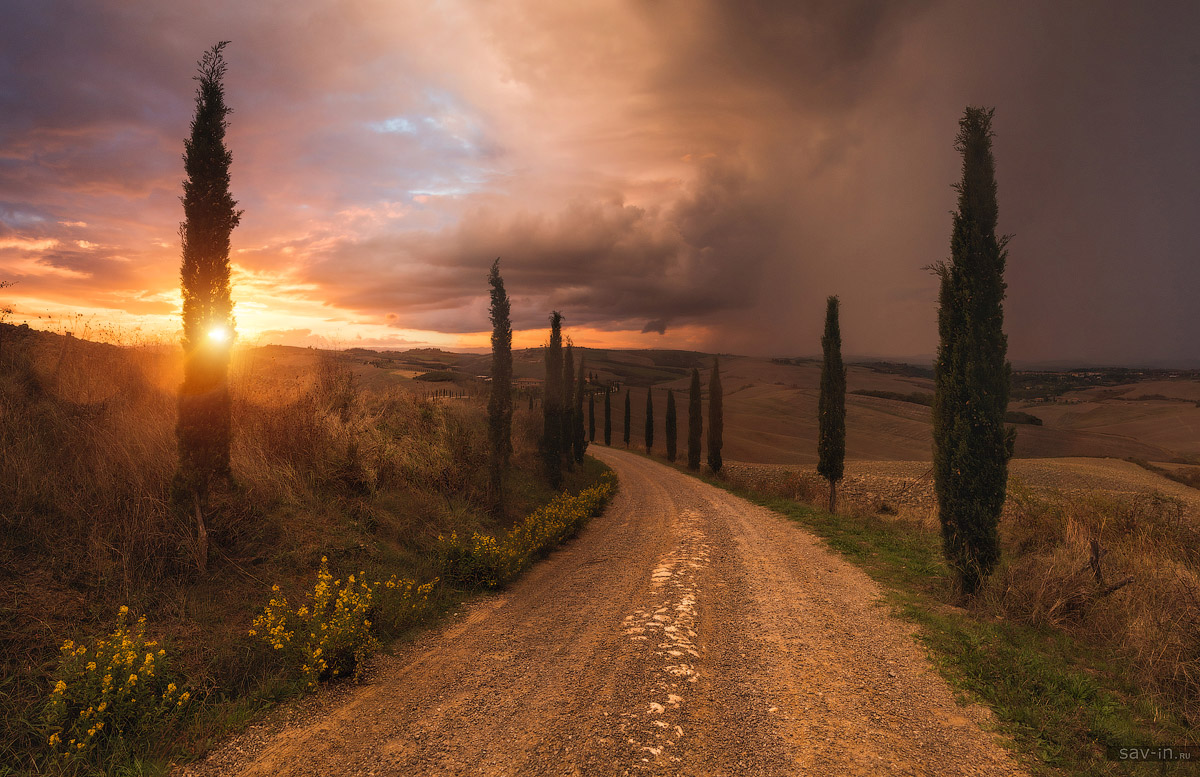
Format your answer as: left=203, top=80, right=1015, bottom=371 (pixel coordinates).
left=602, top=359, right=725, bottom=475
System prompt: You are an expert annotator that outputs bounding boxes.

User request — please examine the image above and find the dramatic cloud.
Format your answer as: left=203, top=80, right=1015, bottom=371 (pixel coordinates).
left=1, top=0, right=1197, bottom=362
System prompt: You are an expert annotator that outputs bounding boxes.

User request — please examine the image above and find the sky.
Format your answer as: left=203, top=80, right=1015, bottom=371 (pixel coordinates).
left=1, top=0, right=1197, bottom=365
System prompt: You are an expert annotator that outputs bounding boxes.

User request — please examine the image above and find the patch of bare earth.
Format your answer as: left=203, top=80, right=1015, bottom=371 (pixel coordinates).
left=178, top=448, right=1026, bottom=776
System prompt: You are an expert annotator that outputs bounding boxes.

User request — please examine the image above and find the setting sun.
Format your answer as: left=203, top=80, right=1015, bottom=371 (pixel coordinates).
left=207, top=325, right=231, bottom=343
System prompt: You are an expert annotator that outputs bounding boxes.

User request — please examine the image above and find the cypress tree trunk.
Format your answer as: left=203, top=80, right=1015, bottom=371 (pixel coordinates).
left=588, top=392, right=596, bottom=443
left=542, top=312, right=564, bottom=489
left=562, top=343, right=575, bottom=472
left=665, top=389, right=677, bottom=463
left=573, top=356, right=587, bottom=463
left=687, top=368, right=702, bottom=470
left=603, top=388, right=612, bottom=446
left=933, top=106, right=1014, bottom=597
left=174, top=42, right=241, bottom=574
left=487, top=259, right=512, bottom=505
left=644, top=388, right=654, bottom=454
left=817, top=296, right=846, bottom=513
left=623, top=390, right=631, bottom=448
left=707, top=357, right=723, bottom=474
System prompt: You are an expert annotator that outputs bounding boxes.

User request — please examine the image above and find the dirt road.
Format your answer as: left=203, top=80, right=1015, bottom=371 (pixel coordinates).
left=181, top=447, right=1026, bottom=776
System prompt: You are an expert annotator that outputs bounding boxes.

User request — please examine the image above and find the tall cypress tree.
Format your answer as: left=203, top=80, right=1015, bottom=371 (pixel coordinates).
left=665, top=389, right=677, bottom=463
left=817, top=296, right=846, bottom=512
left=707, top=357, right=723, bottom=473
left=174, top=42, right=241, bottom=574
left=486, top=259, right=512, bottom=504
left=933, top=106, right=1014, bottom=597
left=687, top=368, right=702, bottom=470
left=588, top=392, right=596, bottom=443
left=644, top=388, right=654, bottom=453
left=542, top=312, right=564, bottom=489
left=623, top=390, right=631, bottom=448
left=562, top=343, right=576, bottom=471
left=573, top=355, right=587, bottom=463
left=603, top=388, right=612, bottom=446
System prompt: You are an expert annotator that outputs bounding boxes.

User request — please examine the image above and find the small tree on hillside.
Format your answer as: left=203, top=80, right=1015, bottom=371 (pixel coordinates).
left=542, top=312, right=564, bottom=489
left=932, top=106, right=1014, bottom=597
left=174, top=42, right=242, bottom=573
left=687, top=368, right=702, bottom=470
left=644, top=388, right=654, bottom=453
left=588, top=392, right=596, bottom=443
left=817, top=296, right=846, bottom=512
left=623, top=390, right=631, bottom=448
left=562, top=343, right=576, bottom=471
left=707, top=357, right=723, bottom=474
left=604, top=388, right=612, bottom=445
left=487, top=258, right=512, bottom=505
left=665, top=389, right=677, bottom=463
left=573, top=355, right=587, bottom=463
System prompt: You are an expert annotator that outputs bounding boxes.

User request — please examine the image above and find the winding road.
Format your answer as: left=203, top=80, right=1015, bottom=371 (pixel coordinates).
left=181, top=447, right=1027, bottom=776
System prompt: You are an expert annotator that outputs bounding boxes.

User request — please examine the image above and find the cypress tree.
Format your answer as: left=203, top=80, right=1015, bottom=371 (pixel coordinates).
left=687, top=368, right=702, bottom=470
left=644, top=388, right=654, bottom=453
left=174, top=42, right=241, bottom=574
left=603, top=388, right=612, bottom=446
left=486, top=258, right=512, bottom=504
left=932, top=106, right=1014, bottom=597
left=707, top=357, right=723, bottom=473
left=562, top=343, right=576, bottom=471
left=623, top=390, right=631, bottom=448
left=817, top=296, right=846, bottom=512
left=665, top=389, right=677, bottom=463
left=542, top=312, right=564, bottom=489
left=588, top=391, right=596, bottom=443
left=573, top=355, right=587, bottom=463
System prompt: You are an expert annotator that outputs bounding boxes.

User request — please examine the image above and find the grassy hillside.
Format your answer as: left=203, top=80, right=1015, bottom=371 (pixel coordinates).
left=0, top=324, right=607, bottom=774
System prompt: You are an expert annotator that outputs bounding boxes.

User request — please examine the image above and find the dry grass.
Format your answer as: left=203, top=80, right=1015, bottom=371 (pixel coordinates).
left=991, top=485, right=1200, bottom=721
left=0, top=324, right=562, bottom=772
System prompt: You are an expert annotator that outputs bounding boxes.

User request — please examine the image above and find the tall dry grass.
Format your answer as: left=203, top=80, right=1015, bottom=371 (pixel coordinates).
left=990, top=485, right=1200, bottom=722
left=0, top=324, right=520, bottom=769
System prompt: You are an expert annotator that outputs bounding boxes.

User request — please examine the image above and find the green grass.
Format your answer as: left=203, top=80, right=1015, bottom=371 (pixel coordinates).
left=622, top=447, right=1198, bottom=776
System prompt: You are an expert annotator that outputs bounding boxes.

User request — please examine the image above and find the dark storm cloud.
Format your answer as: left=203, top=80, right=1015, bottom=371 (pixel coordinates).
left=1, top=0, right=1198, bottom=362
left=303, top=155, right=786, bottom=334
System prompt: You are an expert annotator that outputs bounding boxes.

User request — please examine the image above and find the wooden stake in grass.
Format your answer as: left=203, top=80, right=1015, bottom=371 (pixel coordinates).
left=174, top=42, right=241, bottom=574
left=818, top=296, right=846, bottom=513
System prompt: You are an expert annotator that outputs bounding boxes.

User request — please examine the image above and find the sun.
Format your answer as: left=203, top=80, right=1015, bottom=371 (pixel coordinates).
left=207, top=325, right=231, bottom=344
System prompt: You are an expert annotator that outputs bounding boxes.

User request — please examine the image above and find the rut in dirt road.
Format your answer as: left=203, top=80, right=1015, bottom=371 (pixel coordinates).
left=180, top=447, right=1027, bottom=777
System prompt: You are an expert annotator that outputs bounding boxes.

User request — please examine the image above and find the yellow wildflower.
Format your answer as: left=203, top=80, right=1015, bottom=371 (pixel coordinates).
left=48, top=733, right=61, bottom=747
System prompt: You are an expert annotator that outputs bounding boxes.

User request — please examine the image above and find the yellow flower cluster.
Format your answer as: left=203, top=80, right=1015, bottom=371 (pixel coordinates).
left=43, top=606, right=191, bottom=763
left=251, top=557, right=428, bottom=691
left=438, top=474, right=616, bottom=588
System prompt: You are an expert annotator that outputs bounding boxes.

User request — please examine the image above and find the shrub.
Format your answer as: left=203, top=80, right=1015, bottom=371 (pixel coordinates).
left=42, top=607, right=191, bottom=765
left=251, top=558, right=377, bottom=690
left=438, top=474, right=616, bottom=589
left=250, top=558, right=438, bottom=691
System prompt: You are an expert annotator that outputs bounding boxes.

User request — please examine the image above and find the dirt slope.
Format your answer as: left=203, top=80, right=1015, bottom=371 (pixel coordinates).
left=180, top=448, right=1025, bottom=776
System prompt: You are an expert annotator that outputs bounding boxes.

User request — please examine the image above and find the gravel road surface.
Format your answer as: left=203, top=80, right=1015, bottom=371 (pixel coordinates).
left=179, top=447, right=1027, bottom=776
